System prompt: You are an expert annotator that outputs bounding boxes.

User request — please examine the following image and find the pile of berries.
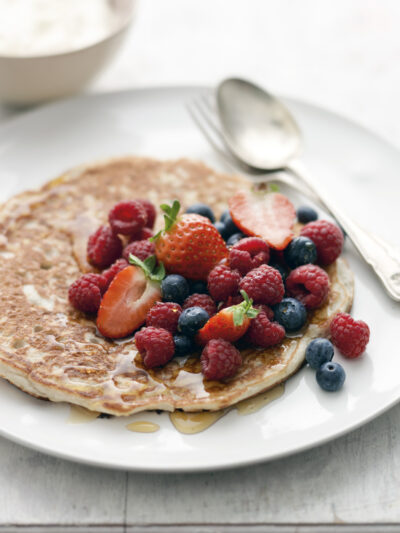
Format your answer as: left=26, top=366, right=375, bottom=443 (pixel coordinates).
left=67, top=193, right=370, bottom=387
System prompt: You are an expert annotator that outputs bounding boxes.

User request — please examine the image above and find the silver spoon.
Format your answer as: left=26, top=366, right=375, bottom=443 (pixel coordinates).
left=216, top=77, right=400, bottom=302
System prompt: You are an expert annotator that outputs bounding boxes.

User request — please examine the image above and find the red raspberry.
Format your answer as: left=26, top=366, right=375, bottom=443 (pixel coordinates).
left=108, top=201, right=147, bottom=236
left=330, top=312, right=370, bottom=358
left=300, top=220, right=344, bottom=265
left=245, top=312, right=285, bottom=347
left=123, top=240, right=155, bottom=262
left=102, top=258, right=129, bottom=289
left=286, top=264, right=330, bottom=310
left=87, top=225, right=123, bottom=268
left=219, top=294, right=244, bottom=310
left=134, top=327, right=175, bottom=369
left=207, top=265, right=241, bottom=302
left=137, top=199, right=156, bottom=229
left=68, top=274, right=105, bottom=313
left=239, top=265, right=284, bottom=305
left=229, top=237, right=270, bottom=275
left=182, top=294, right=217, bottom=317
left=254, top=304, right=274, bottom=321
left=130, top=227, right=154, bottom=242
left=200, top=339, right=242, bottom=380
left=146, top=302, right=182, bottom=333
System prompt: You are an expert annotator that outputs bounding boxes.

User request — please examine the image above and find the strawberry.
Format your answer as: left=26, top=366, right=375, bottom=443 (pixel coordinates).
left=97, top=255, right=165, bottom=339
left=228, top=189, right=296, bottom=250
left=196, top=291, right=259, bottom=345
left=153, top=200, right=228, bottom=280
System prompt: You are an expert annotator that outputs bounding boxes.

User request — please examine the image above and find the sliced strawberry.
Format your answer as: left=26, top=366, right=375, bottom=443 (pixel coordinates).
left=229, top=190, right=296, bottom=250
left=97, top=266, right=161, bottom=338
left=196, top=291, right=259, bottom=345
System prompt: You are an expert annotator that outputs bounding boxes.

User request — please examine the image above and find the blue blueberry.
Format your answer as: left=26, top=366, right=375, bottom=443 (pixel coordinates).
left=161, top=275, right=189, bottom=305
left=316, top=362, right=346, bottom=392
left=306, top=338, right=334, bottom=369
left=269, top=262, right=289, bottom=282
left=214, top=221, right=226, bottom=238
left=297, top=205, right=318, bottom=223
left=185, top=203, right=215, bottom=223
left=273, top=297, right=307, bottom=332
left=188, top=280, right=208, bottom=295
left=220, top=210, right=231, bottom=223
left=284, top=236, right=317, bottom=269
left=178, top=306, right=209, bottom=336
left=226, top=232, right=246, bottom=246
left=222, top=213, right=240, bottom=239
left=173, top=334, right=194, bottom=356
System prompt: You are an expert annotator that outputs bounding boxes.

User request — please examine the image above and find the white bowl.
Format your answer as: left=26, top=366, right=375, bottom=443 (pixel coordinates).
left=0, top=0, right=137, bottom=105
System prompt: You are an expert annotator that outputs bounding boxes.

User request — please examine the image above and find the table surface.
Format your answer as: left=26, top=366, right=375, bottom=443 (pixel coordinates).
left=1, top=1, right=400, bottom=531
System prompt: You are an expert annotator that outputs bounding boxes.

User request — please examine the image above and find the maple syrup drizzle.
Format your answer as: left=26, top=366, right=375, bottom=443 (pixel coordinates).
left=126, top=421, right=160, bottom=433
left=67, top=405, right=100, bottom=424
left=169, top=409, right=227, bottom=434
left=235, top=384, right=285, bottom=415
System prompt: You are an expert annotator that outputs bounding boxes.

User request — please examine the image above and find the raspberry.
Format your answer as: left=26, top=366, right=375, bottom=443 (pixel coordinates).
left=87, top=225, right=123, bottom=268
left=134, top=327, right=175, bottom=369
left=137, top=199, right=156, bottom=229
left=245, top=312, right=285, bottom=348
left=219, top=294, right=244, bottom=310
left=182, top=294, right=217, bottom=317
left=68, top=274, right=104, bottom=313
left=200, top=339, right=242, bottom=380
left=207, top=264, right=241, bottom=302
left=254, top=304, right=274, bottom=321
left=130, top=227, right=154, bottom=242
left=286, top=264, right=330, bottom=310
left=229, top=237, right=270, bottom=275
left=123, top=240, right=155, bottom=262
left=108, top=201, right=147, bottom=236
left=300, top=220, right=344, bottom=265
left=146, top=302, right=182, bottom=333
left=102, top=258, right=129, bottom=289
left=330, top=312, right=370, bottom=358
left=239, top=265, right=284, bottom=305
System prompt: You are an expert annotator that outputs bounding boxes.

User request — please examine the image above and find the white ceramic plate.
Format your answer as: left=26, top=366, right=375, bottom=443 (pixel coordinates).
left=0, top=87, right=399, bottom=472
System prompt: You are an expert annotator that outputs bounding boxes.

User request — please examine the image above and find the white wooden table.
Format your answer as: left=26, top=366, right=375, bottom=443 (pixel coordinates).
left=1, top=1, right=400, bottom=531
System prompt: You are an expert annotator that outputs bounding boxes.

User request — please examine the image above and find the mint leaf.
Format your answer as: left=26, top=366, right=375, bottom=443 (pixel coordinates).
left=269, top=183, right=280, bottom=193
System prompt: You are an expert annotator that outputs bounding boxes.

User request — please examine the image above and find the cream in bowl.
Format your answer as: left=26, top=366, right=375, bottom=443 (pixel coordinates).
left=0, top=0, right=136, bottom=104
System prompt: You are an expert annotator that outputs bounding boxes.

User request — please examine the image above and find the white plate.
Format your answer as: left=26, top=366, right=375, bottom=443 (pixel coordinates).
left=0, top=87, right=399, bottom=472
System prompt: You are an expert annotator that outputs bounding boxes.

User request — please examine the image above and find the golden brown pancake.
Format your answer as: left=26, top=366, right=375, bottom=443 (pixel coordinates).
left=0, top=157, right=353, bottom=415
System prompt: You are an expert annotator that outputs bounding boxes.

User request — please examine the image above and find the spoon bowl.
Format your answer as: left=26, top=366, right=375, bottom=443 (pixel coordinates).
left=217, top=78, right=301, bottom=171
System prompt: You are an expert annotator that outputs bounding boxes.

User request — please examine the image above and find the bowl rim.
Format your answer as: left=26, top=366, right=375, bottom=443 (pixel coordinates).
left=0, top=0, right=137, bottom=60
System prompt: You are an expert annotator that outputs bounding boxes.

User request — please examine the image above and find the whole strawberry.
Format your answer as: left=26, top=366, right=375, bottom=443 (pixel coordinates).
left=153, top=200, right=228, bottom=280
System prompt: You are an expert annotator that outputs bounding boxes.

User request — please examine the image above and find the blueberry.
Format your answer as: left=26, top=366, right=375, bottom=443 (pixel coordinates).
left=188, top=279, right=208, bottom=294
left=173, top=334, right=194, bottom=356
left=222, top=214, right=240, bottom=239
left=306, top=338, right=334, bottom=369
left=214, top=221, right=226, bottom=238
left=226, top=232, right=245, bottom=246
left=297, top=205, right=318, bottom=223
left=316, top=361, right=346, bottom=392
left=273, top=297, right=307, bottom=332
left=161, top=275, right=189, bottom=305
left=220, top=210, right=231, bottom=223
left=284, top=236, right=317, bottom=269
left=269, top=262, right=289, bottom=282
left=186, top=203, right=215, bottom=223
left=178, top=306, right=209, bottom=336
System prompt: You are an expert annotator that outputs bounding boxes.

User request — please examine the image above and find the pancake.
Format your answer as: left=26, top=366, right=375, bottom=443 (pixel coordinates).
left=0, top=157, right=353, bottom=415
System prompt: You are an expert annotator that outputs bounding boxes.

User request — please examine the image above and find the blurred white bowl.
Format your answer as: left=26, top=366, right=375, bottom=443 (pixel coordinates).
left=0, top=0, right=137, bottom=105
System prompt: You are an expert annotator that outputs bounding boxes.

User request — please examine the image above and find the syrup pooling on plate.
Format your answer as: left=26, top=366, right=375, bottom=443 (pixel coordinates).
left=126, top=421, right=160, bottom=433
left=67, top=405, right=100, bottom=424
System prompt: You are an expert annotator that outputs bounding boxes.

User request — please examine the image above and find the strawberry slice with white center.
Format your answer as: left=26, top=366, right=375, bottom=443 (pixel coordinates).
left=229, top=189, right=296, bottom=250
left=97, top=255, right=164, bottom=339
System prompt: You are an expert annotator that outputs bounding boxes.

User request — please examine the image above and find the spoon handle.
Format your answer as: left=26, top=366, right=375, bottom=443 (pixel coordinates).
left=289, top=159, right=400, bottom=302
